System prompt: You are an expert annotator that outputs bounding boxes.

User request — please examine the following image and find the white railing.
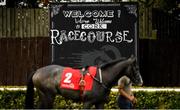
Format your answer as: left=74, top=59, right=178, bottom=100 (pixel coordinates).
left=1, top=87, right=180, bottom=92
left=112, top=88, right=180, bottom=92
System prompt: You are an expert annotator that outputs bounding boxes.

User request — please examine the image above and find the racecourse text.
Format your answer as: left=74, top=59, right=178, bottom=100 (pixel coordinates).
left=50, top=29, right=133, bottom=45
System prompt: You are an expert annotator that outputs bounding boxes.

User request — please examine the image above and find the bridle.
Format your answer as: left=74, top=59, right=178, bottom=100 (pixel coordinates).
left=79, top=67, right=110, bottom=101
left=129, top=63, right=140, bottom=84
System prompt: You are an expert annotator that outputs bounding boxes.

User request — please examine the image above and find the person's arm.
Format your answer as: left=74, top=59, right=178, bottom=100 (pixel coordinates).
left=118, top=86, right=135, bottom=102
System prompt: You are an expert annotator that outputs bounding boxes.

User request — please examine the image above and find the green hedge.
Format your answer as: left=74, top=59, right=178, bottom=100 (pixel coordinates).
left=0, top=90, right=180, bottom=109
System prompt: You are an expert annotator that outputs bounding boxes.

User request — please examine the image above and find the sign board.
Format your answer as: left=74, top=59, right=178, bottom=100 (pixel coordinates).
left=50, top=3, right=138, bottom=67
left=0, top=0, right=6, bottom=6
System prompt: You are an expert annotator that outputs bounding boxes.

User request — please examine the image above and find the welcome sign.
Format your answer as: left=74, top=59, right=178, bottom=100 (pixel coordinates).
left=0, top=0, right=6, bottom=5
left=50, top=3, right=138, bottom=67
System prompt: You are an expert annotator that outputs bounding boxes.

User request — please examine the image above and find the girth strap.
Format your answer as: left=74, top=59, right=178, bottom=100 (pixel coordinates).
left=79, top=75, right=86, bottom=101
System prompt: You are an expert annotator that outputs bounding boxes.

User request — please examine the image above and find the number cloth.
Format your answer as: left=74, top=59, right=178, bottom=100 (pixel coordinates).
left=60, top=66, right=97, bottom=91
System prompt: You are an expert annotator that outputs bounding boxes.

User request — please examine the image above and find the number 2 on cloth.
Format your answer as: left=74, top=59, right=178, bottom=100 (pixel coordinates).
left=63, top=73, right=72, bottom=83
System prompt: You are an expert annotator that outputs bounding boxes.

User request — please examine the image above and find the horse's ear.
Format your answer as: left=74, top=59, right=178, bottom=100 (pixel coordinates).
left=128, top=54, right=136, bottom=63
left=130, top=54, right=134, bottom=58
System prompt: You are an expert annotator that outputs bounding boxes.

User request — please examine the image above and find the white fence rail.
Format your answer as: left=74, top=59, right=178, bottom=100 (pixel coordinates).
left=1, top=87, right=180, bottom=92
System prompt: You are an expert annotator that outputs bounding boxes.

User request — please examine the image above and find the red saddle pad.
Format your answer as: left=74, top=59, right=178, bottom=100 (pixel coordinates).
left=60, top=66, right=97, bottom=91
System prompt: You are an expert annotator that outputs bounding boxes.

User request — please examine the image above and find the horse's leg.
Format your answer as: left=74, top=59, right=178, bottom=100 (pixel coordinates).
left=46, top=94, right=55, bottom=108
left=95, top=102, right=105, bottom=109
left=83, top=102, right=93, bottom=109
left=38, top=90, right=55, bottom=108
left=38, top=90, right=47, bottom=108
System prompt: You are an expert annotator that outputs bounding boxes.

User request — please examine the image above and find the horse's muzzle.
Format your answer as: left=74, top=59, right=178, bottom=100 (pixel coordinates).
left=137, top=79, right=143, bottom=86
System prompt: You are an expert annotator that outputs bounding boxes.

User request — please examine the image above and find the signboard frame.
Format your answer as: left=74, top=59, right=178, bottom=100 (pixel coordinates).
left=50, top=2, right=139, bottom=67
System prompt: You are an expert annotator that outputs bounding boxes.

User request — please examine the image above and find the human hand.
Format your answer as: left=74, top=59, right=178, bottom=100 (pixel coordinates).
left=129, top=95, right=137, bottom=103
left=132, top=97, right=137, bottom=104
left=129, top=95, right=135, bottom=102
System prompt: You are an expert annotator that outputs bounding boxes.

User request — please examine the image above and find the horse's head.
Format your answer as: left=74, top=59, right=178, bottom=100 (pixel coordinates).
left=125, top=55, right=143, bottom=86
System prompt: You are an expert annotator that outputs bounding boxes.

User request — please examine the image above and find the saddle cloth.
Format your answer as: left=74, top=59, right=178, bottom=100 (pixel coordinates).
left=60, top=66, right=97, bottom=91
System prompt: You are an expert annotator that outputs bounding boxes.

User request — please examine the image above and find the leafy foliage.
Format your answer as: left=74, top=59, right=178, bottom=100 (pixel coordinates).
left=0, top=90, right=180, bottom=109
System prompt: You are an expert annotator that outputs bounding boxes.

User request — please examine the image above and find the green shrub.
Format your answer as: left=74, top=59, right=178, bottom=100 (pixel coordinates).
left=0, top=90, right=180, bottom=109
left=134, top=91, right=180, bottom=109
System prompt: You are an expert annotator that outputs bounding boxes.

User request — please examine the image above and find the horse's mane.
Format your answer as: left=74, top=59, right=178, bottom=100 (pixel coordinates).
left=99, top=57, right=127, bottom=69
left=70, top=57, right=127, bottom=70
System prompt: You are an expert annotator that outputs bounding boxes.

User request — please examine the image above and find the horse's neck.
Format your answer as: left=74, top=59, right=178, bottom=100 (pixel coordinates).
left=102, top=59, right=131, bottom=88
left=113, top=59, right=130, bottom=73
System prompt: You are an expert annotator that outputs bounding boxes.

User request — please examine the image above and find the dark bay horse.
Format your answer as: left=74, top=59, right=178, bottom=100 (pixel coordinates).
left=25, top=55, right=143, bottom=109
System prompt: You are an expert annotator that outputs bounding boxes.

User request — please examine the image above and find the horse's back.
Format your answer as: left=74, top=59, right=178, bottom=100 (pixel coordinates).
left=37, top=65, right=64, bottom=73
left=32, top=65, right=64, bottom=93
left=33, top=65, right=64, bottom=78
